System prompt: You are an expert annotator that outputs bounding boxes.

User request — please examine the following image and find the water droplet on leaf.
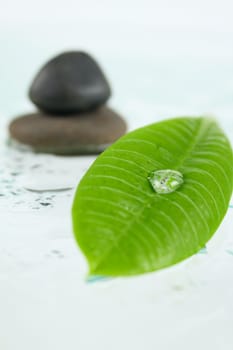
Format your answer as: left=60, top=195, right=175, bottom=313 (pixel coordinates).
left=148, top=169, right=183, bottom=194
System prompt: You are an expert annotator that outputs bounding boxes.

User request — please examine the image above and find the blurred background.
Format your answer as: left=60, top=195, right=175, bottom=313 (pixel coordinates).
left=1, top=0, right=233, bottom=130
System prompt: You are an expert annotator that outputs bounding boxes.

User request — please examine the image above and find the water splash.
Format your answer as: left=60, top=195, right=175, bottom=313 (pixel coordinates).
left=148, top=169, right=183, bottom=194
left=198, top=246, right=207, bottom=254
left=86, top=275, right=110, bottom=284
left=226, top=249, right=233, bottom=256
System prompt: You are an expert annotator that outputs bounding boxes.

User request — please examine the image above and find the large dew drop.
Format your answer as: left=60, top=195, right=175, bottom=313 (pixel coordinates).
left=148, top=169, right=183, bottom=194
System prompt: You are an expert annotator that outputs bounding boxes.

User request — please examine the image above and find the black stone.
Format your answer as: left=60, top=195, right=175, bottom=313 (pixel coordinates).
left=9, top=107, right=127, bottom=155
left=29, top=51, right=111, bottom=114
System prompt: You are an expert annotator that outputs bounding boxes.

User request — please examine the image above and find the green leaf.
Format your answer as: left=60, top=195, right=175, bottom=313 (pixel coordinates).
left=72, top=117, right=233, bottom=277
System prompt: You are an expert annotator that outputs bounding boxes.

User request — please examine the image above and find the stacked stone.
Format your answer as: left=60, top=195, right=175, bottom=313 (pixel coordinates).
left=9, top=51, right=127, bottom=155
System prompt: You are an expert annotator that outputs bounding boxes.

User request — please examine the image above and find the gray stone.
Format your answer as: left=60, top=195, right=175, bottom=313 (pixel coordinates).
left=29, top=51, right=111, bottom=114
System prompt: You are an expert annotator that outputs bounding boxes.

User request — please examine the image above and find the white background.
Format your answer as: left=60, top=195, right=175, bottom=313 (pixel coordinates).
left=1, top=1, right=233, bottom=349
left=1, top=0, right=233, bottom=124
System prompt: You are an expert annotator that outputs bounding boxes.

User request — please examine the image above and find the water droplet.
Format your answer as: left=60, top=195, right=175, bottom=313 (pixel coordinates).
left=148, top=169, right=183, bottom=194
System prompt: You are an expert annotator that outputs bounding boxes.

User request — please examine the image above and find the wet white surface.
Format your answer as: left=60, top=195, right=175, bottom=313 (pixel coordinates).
left=1, top=115, right=233, bottom=350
